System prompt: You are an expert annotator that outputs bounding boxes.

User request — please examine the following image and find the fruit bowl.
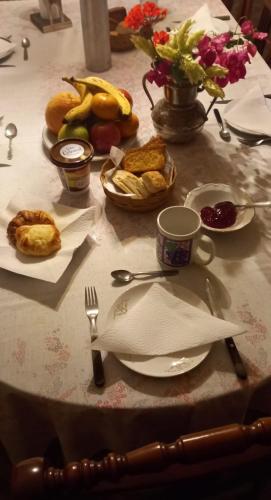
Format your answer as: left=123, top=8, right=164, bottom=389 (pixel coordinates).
left=42, top=126, right=138, bottom=162
left=100, top=154, right=177, bottom=212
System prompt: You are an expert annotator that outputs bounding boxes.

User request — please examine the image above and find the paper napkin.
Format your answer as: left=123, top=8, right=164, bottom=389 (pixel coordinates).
left=0, top=192, right=96, bottom=283
left=92, top=283, right=245, bottom=356
left=224, top=84, right=271, bottom=136
left=191, top=4, right=228, bottom=33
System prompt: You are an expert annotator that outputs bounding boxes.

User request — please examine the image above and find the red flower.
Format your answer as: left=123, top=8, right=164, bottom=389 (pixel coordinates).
left=124, top=5, right=145, bottom=30
left=152, top=30, right=169, bottom=45
left=124, top=2, right=167, bottom=31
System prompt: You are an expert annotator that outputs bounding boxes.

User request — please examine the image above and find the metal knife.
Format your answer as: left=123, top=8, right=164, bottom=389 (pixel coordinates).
left=205, top=278, right=247, bottom=380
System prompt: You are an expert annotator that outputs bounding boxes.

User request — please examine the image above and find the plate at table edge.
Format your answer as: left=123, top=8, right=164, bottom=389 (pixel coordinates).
left=42, top=126, right=139, bottom=162
left=223, top=99, right=271, bottom=137
left=184, top=183, right=255, bottom=233
left=107, top=282, right=212, bottom=378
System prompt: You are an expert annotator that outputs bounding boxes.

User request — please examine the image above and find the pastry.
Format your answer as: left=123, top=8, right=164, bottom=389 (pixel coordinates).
left=122, top=136, right=166, bottom=174
left=122, top=149, right=166, bottom=174
left=7, top=210, right=61, bottom=257
left=112, top=170, right=148, bottom=199
left=7, top=210, right=55, bottom=246
left=141, top=171, right=167, bottom=194
left=15, top=224, right=61, bottom=257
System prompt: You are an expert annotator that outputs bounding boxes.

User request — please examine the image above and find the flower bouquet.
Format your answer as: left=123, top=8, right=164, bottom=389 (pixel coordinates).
left=125, top=7, right=268, bottom=99
left=124, top=3, right=268, bottom=142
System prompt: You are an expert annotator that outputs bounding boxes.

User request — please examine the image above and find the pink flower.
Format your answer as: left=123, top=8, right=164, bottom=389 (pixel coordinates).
left=241, top=20, right=254, bottom=36
left=252, top=31, right=268, bottom=40
left=244, top=41, right=257, bottom=57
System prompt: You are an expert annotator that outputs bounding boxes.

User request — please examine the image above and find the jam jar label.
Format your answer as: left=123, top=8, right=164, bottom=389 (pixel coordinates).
left=60, top=143, right=84, bottom=160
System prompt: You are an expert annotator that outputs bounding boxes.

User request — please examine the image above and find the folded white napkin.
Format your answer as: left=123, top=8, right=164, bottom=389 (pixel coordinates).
left=0, top=192, right=96, bottom=283
left=224, top=84, right=271, bottom=136
left=92, top=283, right=245, bottom=356
left=0, top=39, right=16, bottom=59
left=191, top=4, right=228, bottom=34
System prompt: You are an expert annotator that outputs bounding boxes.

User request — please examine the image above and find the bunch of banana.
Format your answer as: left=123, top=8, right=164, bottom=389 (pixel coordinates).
left=62, top=76, right=92, bottom=124
left=68, top=76, right=131, bottom=117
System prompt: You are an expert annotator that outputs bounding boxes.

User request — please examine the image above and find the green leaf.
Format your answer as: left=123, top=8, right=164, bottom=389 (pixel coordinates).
left=186, top=30, right=205, bottom=51
left=203, top=78, right=225, bottom=98
left=130, top=35, right=156, bottom=59
left=176, top=19, right=194, bottom=50
left=205, top=65, right=228, bottom=78
left=180, top=55, right=206, bottom=84
left=155, top=44, right=179, bottom=62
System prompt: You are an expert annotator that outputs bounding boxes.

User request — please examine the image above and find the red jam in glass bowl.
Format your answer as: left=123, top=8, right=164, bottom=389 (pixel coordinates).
left=200, top=201, right=237, bottom=228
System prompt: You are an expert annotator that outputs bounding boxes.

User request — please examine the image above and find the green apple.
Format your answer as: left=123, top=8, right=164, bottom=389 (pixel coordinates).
left=58, top=123, right=89, bottom=141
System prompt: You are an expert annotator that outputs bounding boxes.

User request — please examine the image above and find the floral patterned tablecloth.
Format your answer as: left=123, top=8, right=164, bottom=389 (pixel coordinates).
left=1, top=0, right=271, bottom=462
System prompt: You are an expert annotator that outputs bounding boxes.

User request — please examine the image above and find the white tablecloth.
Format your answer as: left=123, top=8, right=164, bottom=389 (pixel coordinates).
left=1, top=0, right=271, bottom=462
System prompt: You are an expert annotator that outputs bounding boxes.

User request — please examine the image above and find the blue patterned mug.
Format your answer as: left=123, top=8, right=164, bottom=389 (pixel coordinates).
left=157, top=206, right=215, bottom=268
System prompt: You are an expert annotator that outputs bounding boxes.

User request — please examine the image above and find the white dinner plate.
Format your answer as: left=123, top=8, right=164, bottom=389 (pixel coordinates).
left=107, top=282, right=212, bottom=378
left=184, top=183, right=255, bottom=233
left=0, top=39, right=16, bottom=61
left=42, top=126, right=138, bottom=162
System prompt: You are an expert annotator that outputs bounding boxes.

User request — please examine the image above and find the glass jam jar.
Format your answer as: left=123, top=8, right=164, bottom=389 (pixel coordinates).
left=50, top=138, right=94, bottom=193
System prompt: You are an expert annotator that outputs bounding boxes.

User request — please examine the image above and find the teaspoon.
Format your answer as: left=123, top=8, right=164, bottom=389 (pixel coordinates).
left=22, top=37, right=30, bottom=61
left=5, top=123, right=17, bottom=160
left=213, top=108, right=231, bottom=142
left=234, top=201, right=271, bottom=208
left=111, top=269, right=178, bottom=283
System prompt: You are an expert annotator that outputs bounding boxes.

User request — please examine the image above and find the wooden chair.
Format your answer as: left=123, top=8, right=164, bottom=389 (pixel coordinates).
left=255, top=0, right=271, bottom=64
left=6, top=417, right=271, bottom=499
left=221, top=0, right=253, bottom=19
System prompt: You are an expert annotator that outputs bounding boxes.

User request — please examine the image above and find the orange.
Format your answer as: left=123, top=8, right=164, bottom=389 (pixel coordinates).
left=117, top=113, right=139, bottom=138
left=92, top=93, right=120, bottom=120
left=45, top=92, right=81, bottom=135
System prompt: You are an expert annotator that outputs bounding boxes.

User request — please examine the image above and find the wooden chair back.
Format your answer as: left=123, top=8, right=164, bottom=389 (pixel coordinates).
left=9, top=417, right=271, bottom=498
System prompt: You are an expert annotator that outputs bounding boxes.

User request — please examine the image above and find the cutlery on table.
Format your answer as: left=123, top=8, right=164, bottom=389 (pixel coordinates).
left=21, top=37, right=30, bottom=61
left=238, top=137, right=271, bottom=146
left=216, top=94, right=271, bottom=104
left=205, top=278, right=247, bottom=380
left=85, top=286, right=105, bottom=388
left=0, top=164, right=11, bottom=167
left=5, top=123, right=17, bottom=160
left=234, top=201, right=271, bottom=208
left=111, top=269, right=179, bottom=283
left=0, top=65, right=16, bottom=68
left=0, top=35, right=12, bottom=43
left=213, top=108, right=231, bottom=141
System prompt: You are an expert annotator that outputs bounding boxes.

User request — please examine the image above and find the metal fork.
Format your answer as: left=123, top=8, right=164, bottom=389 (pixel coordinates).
left=238, top=136, right=271, bottom=146
left=85, top=286, right=105, bottom=387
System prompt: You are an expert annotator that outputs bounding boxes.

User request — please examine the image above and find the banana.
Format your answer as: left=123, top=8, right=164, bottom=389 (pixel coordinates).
left=62, top=76, right=88, bottom=101
left=63, top=90, right=93, bottom=123
left=70, top=76, right=131, bottom=117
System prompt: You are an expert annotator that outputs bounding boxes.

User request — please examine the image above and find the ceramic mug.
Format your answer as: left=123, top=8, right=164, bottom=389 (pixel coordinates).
left=157, top=206, right=215, bottom=267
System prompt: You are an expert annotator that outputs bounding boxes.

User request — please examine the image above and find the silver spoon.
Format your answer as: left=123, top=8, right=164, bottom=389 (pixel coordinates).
left=213, top=108, right=231, bottom=141
left=235, top=201, right=271, bottom=208
left=111, top=269, right=178, bottom=283
left=22, top=37, right=30, bottom=61
left=5, top=123, right=17, bottom=160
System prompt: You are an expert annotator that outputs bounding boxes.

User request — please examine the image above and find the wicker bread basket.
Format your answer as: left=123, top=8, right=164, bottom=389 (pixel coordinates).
left=100, top=158, right=177, bottom=213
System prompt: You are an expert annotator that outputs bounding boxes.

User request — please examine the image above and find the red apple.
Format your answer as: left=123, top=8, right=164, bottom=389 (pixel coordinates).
left=118, top=88, right=133, bottom=107
left=90, top=121, right=121, bottom=154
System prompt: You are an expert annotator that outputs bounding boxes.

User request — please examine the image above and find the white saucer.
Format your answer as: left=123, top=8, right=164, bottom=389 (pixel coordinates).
left=107, top=282, right=211, bottom=378
left=184, top=183, right=255, bottom=233
left=42, top=126, right=138, bottom=162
